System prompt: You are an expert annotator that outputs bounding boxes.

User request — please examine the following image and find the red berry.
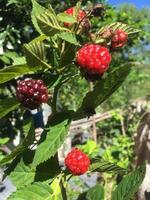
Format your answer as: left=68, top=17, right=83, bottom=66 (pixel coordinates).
left=111, top=29, right=128, bottom=49
left=65, top=148, right=90, bottom=175
left=16, top=79, right=49, bottom=109
left=76, top=44, right=111, bottom=75
left=64, top=7, right=86, bottom=27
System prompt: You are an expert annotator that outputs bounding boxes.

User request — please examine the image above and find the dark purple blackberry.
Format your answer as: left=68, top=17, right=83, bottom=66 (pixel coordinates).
left=16, top=79, right=49, bottom=109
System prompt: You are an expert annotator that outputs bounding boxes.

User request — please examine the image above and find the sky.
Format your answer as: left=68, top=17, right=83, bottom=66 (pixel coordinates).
left=108, top=0, right=150, bottom=8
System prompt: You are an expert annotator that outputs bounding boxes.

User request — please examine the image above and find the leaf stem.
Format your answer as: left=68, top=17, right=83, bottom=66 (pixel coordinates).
left=60, top=178, right=68, bottom=200
left=51, top=85, right=60, bottom=113
left=55, top=153, right=68, bottom=200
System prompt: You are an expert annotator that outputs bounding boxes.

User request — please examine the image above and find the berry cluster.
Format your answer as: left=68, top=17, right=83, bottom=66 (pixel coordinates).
left=111, top=29, right=128, bottom=49
left=16, top=79, right=49, bottom=109
left=76, top=44, right=111, bottom=76
left=65, top=148, right=90, bottom=175
left=64, top=7, right=86, bottom=27
left=64, top=10, right=128, bottom=80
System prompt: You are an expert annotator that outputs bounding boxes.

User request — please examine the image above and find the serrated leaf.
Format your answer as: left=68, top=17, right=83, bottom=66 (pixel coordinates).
left=8, top=151, right=58, bottom=188
left=90, top=158, right=126, bottom=173
left=32, top=112, right=71, bottom=167
left=0, top=64, right=39, bottom=84
left=24, top=40, right=51, bottom=69
left=80, top=65, right=131, bottom=113
left=98, top=22, right=140, bottom=35
left=0, top=98, right=20, bottom=119
left=8, top=182, right=53, bottom=200
left=58, top=32, right=80, bottom=45
left=57, top=13, right=77, bottom=23
left=112, top=165, right=146, bottom=200
left=37, top=10, right=69, bottom=36
left=9, top=151, right=35, bottom=189
left=86, top=184, right=105, bottom=200
left=31, top=0, right=47, bottom=34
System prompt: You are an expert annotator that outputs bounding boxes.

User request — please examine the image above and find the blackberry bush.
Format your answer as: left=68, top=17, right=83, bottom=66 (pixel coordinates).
left=0, top=1, right=145, bottom=200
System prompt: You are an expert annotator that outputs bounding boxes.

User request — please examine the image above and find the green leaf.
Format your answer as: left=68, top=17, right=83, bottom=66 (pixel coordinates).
left=112, top=165, right=146, bottom=200
left=74, top=1, right=82, bottom=19
left=0, top=64, right=39, bottom=84
left=9, top=151, right=35, bottom=189
left=1, top=51, right=19, bottom=63
left=31, top=0, right=46, bottom=34
left=0, top=54, right=11, bottom=64
left=47, top=4, right=57, bottom=16
left=8, top=150, right=59, bottom=188
left=35, top=157, right=60, bottom=182
left=60, top=44, right=77, bottom=66
left=57, top=13, right=77, bottom=23
left=24, top=40, right=50, bottom=69
left=32, top=112, right=71, bottom=167
left=31, top=0, right=59, bottom=36
left=0, top=138, right=9, bottom=145
left=98, top=22, right=140, bottom=35
left=0, top=98, right=20, bottom=119
left=0, top=122, right=35, bottom=166
left=58, top=32, right=80, bottom=45
left=90, top=158, right=126, bottom=173
left=0, top=145, right=26, bottom=167
left=80, top=65, right=131, bottom=113
left=22, top=118, right=32, bottom=137
left=31, top=34, right=48, bottom=43
left=12, top=57, right=26, bottom=65
left=8, top=182, right=53, bottom=200
left=50, top=175, right=62, bottom=199
left=86, top=184, right=105, bottom=200
left=37, top=10, right=68, bottom=36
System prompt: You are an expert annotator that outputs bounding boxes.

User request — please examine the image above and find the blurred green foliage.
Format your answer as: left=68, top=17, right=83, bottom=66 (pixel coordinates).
left=102, top=135, right=134, bottom=168
left=77, top=139, right=100, bottom=159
